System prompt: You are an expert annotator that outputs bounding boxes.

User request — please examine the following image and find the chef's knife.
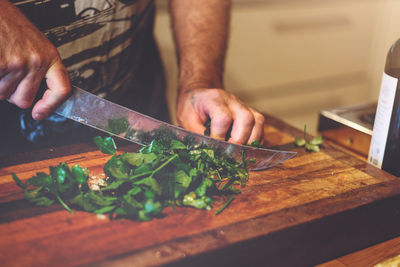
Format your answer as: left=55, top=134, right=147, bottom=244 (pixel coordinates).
left=55, top=86, right=296, bottom=170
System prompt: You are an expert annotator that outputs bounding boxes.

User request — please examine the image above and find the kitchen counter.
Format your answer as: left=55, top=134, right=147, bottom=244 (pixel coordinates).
left=1, top=113, right=400, bottom=267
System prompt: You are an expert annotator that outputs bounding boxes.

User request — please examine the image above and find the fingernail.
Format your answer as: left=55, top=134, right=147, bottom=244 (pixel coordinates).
left=33, top=112, right=45, bottom=120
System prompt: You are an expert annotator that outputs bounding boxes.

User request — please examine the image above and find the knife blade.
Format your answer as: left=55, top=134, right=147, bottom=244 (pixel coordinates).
left=55, top=86, right=296, bottom=170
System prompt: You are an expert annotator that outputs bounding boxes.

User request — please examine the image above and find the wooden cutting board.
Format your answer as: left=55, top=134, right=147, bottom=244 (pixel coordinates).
left=1, top=116, right=400, bottom=267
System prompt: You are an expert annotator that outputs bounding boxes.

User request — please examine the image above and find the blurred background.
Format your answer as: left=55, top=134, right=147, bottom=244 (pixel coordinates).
left=154, top=0, right=400, bottom=134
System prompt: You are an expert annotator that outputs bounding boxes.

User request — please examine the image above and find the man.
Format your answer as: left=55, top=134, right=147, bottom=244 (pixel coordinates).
left=0, top=0, right=264, bottom=153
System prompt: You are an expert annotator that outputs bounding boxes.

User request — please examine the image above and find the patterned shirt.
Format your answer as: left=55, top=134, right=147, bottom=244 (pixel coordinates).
left=12, top=0, right=168, bottom=120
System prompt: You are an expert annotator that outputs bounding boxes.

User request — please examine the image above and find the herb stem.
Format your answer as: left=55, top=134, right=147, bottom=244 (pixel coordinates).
left=56, top=194, right=74, bottom=213
left=215, top=196, right=235, bottom=215
left=129, top=171, right=154, bottom=180
left=152, top=154, right=178, bottom=176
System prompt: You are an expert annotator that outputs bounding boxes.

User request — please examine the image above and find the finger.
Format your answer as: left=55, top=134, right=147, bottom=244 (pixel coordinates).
left=8, top=70, right=43, bottom=109
left=0, top=71, right=25, bottom=101
left=227, top=105, right=255, bottom=144
left=32, top=60, right=70, bottom=120
left=180, top=114, right=207, bottom=135
left=246, top=109, right=265, bottom=144
left=209, top=107, right=233, bottom=140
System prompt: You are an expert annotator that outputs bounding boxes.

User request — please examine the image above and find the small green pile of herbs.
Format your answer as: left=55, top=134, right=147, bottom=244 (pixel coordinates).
left=12, top=134, right=249, bottom=221
left=295, top=125, right=323, bottom=152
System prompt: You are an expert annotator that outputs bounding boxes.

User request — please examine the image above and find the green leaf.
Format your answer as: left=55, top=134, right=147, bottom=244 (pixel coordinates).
left=71, top=165, right=89, bottom=184
left=104, top=156, right=129, bottom=179
left=70, top=193, right=97, bottom=212
left=121, top=153, right=144, bottom=167
left=94, top=136, right=116, bottom=155
left=133, top=163, right=153, bottom=175
left=182, top=192, right=212, bottom=209
left=24, top=187, right=54, bottom=206
left=309, top=135, right=323, bottom=145
left=142, top=153, right=158, bottom=164
left=121, top=152, right=157, bottom=167
left=28, top=172, right=53, bottom=187
left=127, top=186, right=142, bottom=196
left=305, top=143, right=320, bottom=152
left=295, top=137, right=306, bottom=147
left=144, top=199, right=162, bottom=215
left=249, top=140, right=261, bottom=148
left=194, top=178, right=213, bottom=197
left=87, top=191, right=118, bottom=206
left=173, top=170, right=192, bottom=198
left=103, top=180, right=126, bottom=190
left=170, top=140, right=187, bottom=150
left=201, top=149, right=214, bottom=159
left=147, top=140, right=167, bottom=154
left=123, top=194, right=143, bottom=209
left=32, top=196, right=55, bottom=206
left=133, top=176, right=162, bottom=196
left=53, top=166, right=67, bottom=184
left=94, top=205, right=116, bottom=214
left=107, top=167, right=129, bottom=179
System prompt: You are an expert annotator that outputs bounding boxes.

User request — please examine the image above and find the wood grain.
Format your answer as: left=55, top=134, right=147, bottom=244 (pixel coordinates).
left=318, top=232, right=400, bottom=267
left=1, top=114, right=400, bottom=267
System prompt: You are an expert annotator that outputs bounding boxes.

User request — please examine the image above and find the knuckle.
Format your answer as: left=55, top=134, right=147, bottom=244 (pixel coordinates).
left=9, top=56, right=27, bottom=70
left=29, top=52, right=45, bottom=71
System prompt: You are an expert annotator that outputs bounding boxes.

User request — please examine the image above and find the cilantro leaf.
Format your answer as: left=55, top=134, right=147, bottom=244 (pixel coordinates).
left=295, top=137, right=306, bottom=147
left=94, top=136, right=116, bottom=155
left=295, top=125, right=323, bottom=152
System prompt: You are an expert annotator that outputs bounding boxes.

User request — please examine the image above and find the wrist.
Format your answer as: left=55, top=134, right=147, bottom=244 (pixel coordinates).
left=178, top=55, right=225, bottom=93
left=179, top=79, right=224, bottom=94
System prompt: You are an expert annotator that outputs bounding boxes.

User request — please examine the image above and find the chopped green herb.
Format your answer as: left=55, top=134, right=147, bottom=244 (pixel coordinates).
left=93, top=136, right=116, bottom=155
left=13, top=131, right=249, bottom=221
left=295, top=125, right=323, bottom=152
left=249, top=140, right=261, bottom=148
left=215, top=196, right=235, bottom=215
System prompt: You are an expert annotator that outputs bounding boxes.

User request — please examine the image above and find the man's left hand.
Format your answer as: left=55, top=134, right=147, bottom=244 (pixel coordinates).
left=177, top=87, right=264, bottom=145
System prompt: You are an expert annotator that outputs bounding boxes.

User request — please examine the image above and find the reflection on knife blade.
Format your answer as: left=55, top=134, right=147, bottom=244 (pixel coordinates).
left=55, top=86, right=296, bottom=170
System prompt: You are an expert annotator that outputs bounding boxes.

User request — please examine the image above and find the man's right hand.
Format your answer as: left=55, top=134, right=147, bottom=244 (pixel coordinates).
left=0, top=0, right=71, bottom=120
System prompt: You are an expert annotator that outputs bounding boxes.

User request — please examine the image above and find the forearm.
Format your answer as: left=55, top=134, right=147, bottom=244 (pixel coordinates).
left=169, top=0, right=231, bottom=92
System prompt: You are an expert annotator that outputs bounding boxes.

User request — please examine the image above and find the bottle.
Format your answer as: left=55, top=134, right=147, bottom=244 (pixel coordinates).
left=368, top=39, right=400, bottom=177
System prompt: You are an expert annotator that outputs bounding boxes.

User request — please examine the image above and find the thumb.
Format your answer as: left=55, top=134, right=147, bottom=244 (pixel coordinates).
left=32, top=60, right=71, bottom=120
